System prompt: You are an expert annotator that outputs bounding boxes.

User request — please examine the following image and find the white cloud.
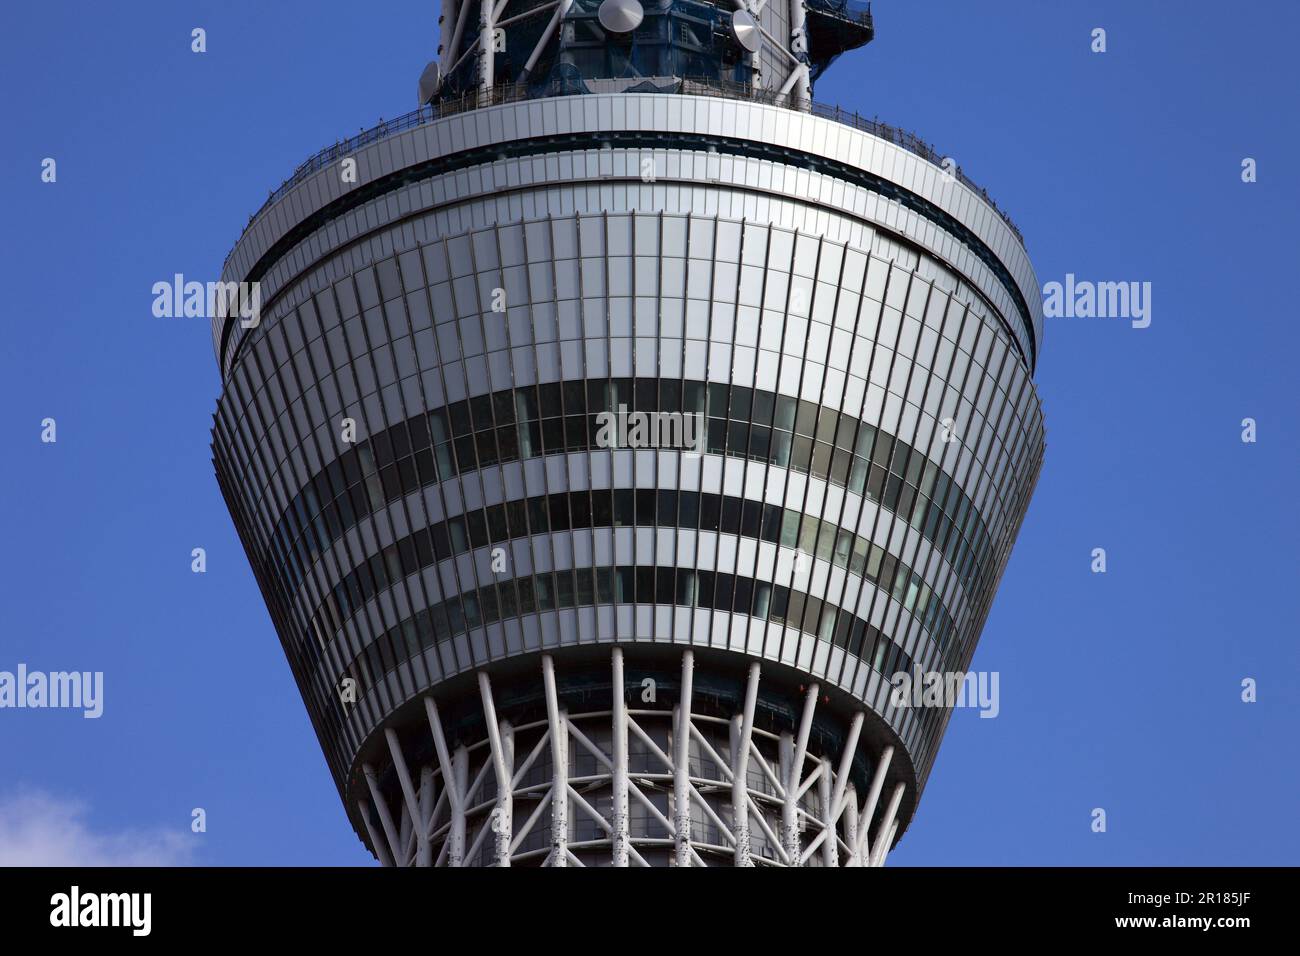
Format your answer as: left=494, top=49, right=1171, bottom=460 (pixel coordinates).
left=0, top=790, right=195, bottom=866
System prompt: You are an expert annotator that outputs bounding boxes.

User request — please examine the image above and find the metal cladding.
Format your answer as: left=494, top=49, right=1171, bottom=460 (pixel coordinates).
left=211, top=0, right=1044, bottom=866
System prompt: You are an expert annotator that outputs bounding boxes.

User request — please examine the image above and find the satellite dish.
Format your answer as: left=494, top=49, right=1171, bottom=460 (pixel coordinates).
left=417, top=60, right=442, bottom=106
left=732, top=10, right=761, bottom=54
left=598, top=0, right=645, bottom=34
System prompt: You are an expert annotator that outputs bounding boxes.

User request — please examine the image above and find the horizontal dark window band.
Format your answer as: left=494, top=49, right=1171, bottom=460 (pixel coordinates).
left=266, top=403, right=993, bottom=702
left=219, top=130, right=1036, bottom=375
left=300, top=487, right=965, bottom=683
left=236, top=364, right=1018, bottom=746
left=266, top=378, right=996, bottom=623
left=345, top=564, right=943, bottom=751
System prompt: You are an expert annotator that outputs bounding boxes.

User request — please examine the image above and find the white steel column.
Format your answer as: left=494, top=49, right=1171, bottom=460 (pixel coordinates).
left=417, top=765, right=435, bottom=867
left=787, top=0, right=811, bottom=105
left=397, top=800, right=412, bottom=859
left=818, top=757, right=838, bottom=867
left=779, top=732, right=799, bottom=864
left=792, top=682, right=818, bottom=780
left=438, top=0, right=456, bottom=56
left=521, top=0, right=571, bottom=80
left=478, top=671, right=513, bottom=866
left=383, top=728, right=424, bottom=864
left=778, top=63, right=809, bottom=99
left=780, top=682, right=818, bottom=865
left=424, top=696, right=468, bottom=867
left=673, top=650, right=694, bottom=867
left=447, top=0, right=472, bottom=67
left=478, top=0, right=495, bottom=94
left=611, top=647, right=630, bottom=867
left=361, top=763, right=402, bottom=865
left=542, top=654, right=569, bottom=867
left=729, top=716, right=745, bottom=855
left=842, top=781, right=859, bottom=861
left=732, top=660, right=760, bottom=866
left=357, top=798, right=394, bottom=867
left=853, top=743, right=894, bottom=865
left=870, top=782, right=905, bottom=868
left=830, top=710, right=864, bottom=824
left=498, top=722, right=515, bottom=866
left=873, top=819, right=900, bottom=868
left=448, top=746, right=469, bottom=866
left=377, top=651, right=914, bottom=866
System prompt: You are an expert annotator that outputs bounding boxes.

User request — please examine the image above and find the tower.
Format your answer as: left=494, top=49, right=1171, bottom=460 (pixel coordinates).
left=210, top=0, right=1045, bottom=866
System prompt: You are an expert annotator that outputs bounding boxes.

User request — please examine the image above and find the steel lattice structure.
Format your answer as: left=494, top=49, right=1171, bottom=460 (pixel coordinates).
left=425, top=0, right=873, bottom=109
left=359, top=649, right=904, bottom=867
left=210, top=0, right=1045, bottom=866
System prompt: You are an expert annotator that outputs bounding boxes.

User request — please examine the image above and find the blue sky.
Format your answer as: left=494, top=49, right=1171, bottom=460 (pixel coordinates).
left=1, top=0, right=1296, bottom=866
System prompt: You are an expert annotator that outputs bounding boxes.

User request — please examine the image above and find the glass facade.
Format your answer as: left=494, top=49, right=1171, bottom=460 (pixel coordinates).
left=304, top=485, right=962, bottom=682
left=210, top=92, right=1045, bottom=858
left=269, top=378, right=995, bottom=596
left=347, top=564, right=922, bottom=705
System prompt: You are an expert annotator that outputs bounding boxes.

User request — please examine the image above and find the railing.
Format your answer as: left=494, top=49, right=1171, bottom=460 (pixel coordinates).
left=244, top=86, right=532, bottom=227
left=808, top=103, right=1024, bottom=243
left=236, top=75, right=1022, bottom=260
left=806, top=0, right=874, bottom=29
